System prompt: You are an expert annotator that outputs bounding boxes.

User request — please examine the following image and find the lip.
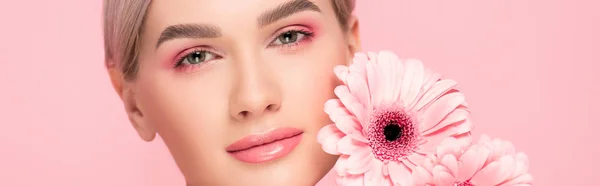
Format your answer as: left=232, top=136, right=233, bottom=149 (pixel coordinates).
left=226, top=127, right=304, bottom=163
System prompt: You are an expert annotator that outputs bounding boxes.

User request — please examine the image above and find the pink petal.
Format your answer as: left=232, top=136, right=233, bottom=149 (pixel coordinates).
left=414, top=79, right=459, bottom=112
left=388, top=161, right=414, bottom=186
left=337, top=135, right=368, bottom=155
left=509, top=153, right=530, bottom=180
left=367, top=51, right=378, bottom=61
left=392, top=57, right=405, bottom=104
left=412, top=166, right=434, bottom=186
left=382, top=162, right=389, bottom=176
left=364, top=159, right=388, bottom=186
left=486, top=139, right=515, bottom=164
left=320, top=132, right=344, bottom=155
left=420, top=92, right=466, bottom=133
left=334, top=65, right=349, bottom=84
left=457, top=145, right=491, bottom=181
left=499, top=174, right=533, bottom=186
left=350, top=55, right=368, bottom=80
left=341, top=174, right=365, bottom=186
left=366, top=62, right=382, bottom=108
left=407, top=153, right=427, bottom=168
left=317, top=124, right=342, bottom=144
left=436, top=137, right=464, bottom=158
left=422, top=156, right=436, bottom=172
left=334, top=155, right=350, bottom=176
left=347, top=73, right=371, bottom=109
left=327, top=104, right=352, bottom=123
left=440, top=154, right=459, bottom=177
left=376, top=51, right=398, bottom=103
left=471, top=156, right=516, bottom=186
left=347, top=148, right=374, bottom=175
left=422, top=107, right=470, bottom=135
left=417, top=70, right=442, bottom=102
left=400, top=59, right=425, bottom=109
left=334, top=85, right=364, bottom=120
left=335, top=116, right=368, bottom=143
left=432, top=165, right=456, bottom=186
left=419, top=125, right=471, bottom=155
left=324, top=99, right=343, bottom=116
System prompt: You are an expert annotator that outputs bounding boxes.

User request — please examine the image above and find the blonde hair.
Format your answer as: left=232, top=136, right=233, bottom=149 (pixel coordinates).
left=103, top=0, right=356, bottom=80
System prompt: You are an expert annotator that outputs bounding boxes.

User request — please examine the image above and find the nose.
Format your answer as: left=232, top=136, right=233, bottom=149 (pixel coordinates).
left=228, top=55, right=282, bottom=121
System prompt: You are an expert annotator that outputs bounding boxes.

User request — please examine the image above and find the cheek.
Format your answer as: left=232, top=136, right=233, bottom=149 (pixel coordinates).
left=136, top=73, right=230, bottom=156
left=277, top=39, right=348, bottom=128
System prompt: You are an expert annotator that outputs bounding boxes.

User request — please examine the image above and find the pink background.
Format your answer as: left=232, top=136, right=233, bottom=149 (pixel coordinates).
left=1, top=0, right=598, bottom=185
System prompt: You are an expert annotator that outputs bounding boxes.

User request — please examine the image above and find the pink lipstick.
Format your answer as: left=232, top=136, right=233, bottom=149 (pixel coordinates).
left=226, top=127, right=304, bottom=163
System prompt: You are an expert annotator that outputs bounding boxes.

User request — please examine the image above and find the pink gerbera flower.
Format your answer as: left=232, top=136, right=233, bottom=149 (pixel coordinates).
left=413, top=136, right=533, bottom=186
left=317, top=51, right=473, bottom=186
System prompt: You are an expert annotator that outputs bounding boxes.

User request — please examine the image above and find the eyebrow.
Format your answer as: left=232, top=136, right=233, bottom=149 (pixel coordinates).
left=155, top=0, right=321, bottom=48
left=156, top=24, right=221, bottom=48
left=257, top=0, right=321, bottom=27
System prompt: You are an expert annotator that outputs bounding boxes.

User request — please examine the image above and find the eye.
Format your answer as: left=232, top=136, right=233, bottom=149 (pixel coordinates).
left=176, top=50, right=217, bottom=67
left=271, top=30, right=311, bottom=46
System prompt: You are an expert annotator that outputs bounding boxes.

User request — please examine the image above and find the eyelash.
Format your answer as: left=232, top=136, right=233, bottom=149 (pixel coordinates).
left=171, top=28, right=315, bottom=71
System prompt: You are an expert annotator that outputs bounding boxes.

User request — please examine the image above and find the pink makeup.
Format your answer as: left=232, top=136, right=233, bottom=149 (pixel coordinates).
left=226, top=127, right=304, bottom=163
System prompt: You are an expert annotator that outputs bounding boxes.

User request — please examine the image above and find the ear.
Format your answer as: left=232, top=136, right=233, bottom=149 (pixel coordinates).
left=345, top=15, right=362, bottom=64
left=108, top=66, right=156, bottom=142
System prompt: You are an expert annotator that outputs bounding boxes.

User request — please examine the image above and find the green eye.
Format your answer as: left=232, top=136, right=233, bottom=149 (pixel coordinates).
left=186, top=51, right=207, bottom=64
left=277, top=31, right=300, bottom=44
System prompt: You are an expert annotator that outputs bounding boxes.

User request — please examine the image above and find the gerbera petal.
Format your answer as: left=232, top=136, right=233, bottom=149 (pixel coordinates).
left=440, top=154, right=459, bottom=177
left=347, top=148, right=374, bottom=174
left=334, top=65, right=349, bottom=84
left=350, top=55, right=369, bottom=80
left=509, top=153, right=530, bottom=179
left=414, top=79, right=459, bottom=112
left=347, top=73, right=371, bottom=108
left=364, top=159, right=388, bottom=186
left=324, top=99, right=344, bottom=116
left=432, top=165, right=456, bottom=186
left=367, top=51, right=378, bottom=61
left=419, top=127, right=471, bottom=155
left=422, top=106, right=470, bottom=135
left=317, top=124, right=342, bottom=144
left=412, top=166, right=434, bottom=186
left=334, top=85, right=365, bottom=119
left=388, top=161, right=414, bottom=186
left=336, top=116, right=368, bottom=142
left=400, top=59, right=425, bottom=108
left=420, top=92, right=466, bottom=132
left=376, top=51, right=399, bottom=103
left=366, top=62, right=382, bottom=108
left=337, top=135, right=368, bottom=155
left=392, top=57, right=405, bottom=104
left=499, top=174, right=534, bottom=186
left=471, top=155, right=516, bottom=186
left=334, top=155, right=350, bottom=176
left=407, top=153, right=427, bottom=168
left=328, top=104, right=353, bottom=123
left=320, top=132, right=345, bottom=155
left=418, top=70, right=442, bottom=102
left=436, top=137, right=466, bottom=158
left=457, top=145, right=491, bottom=181
left=341, top=174, right=365, bottom=186
left=335, top=116, right=362, bottom=134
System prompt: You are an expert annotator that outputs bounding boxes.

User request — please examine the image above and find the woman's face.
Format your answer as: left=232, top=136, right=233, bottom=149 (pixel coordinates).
left=122, top=0, right=359, bottom=185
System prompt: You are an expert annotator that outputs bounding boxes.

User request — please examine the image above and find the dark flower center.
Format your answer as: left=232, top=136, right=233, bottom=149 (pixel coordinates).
left=367, top=106, right=420, bottom=162
left=383, top=122, right=402, bottom=141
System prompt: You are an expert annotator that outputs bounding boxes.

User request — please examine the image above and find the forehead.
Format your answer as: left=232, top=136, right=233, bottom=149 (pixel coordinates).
left=144, top=0, right=335, bottom=32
